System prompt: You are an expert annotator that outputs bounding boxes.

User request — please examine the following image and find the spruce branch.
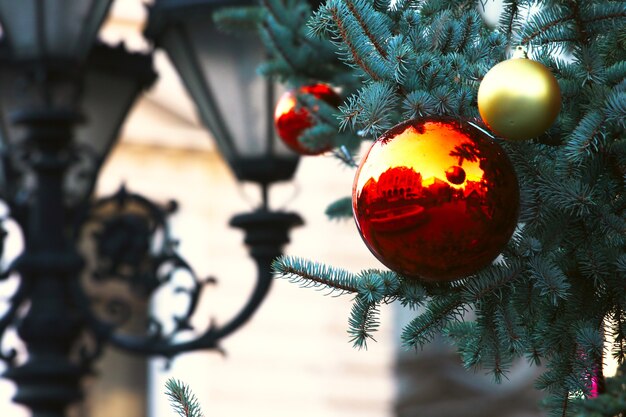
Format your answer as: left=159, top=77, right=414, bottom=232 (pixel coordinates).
left=325, top=196, right=353, bottom=220
left=213, top=6, right=265, bottom=32
left=563, top=110, right=607, bottom=165
left=567, top=0, right=591, bottom=46
left=605, top=90, right=626, bottom=129
left=499, top=0, right=521, bottom=46
left=495, top=303, right=526, bottom=355
left=397, top=280, right=429, bottom=308
left=348, top=295, right=380, bottom=349
left=611, top=308, right=626, bottom=364
left=331, top=145, right=359, bottom=167
left=460, top=261, right=523, bottom=303
left=401, top=293, right=466, bottom=349
left=520, top=11, right=574, bottom=46
left=343, top=0, right=389, bottom=59
left=314, top=3, right=386, bottom=81
left=165, top=378, right=204, bottom=417
left=297, top=124, right=336, bottom=151
left=402, top=89, right=438, bottom=119
left=260, top=21, right=300, bottom=72
left=528, top=256, right=571, bottom=305
left=339, top=81, right=398, bottom=137
left=356, top=271, right=388, bottom=303
left=485, top=325, right=510, bottom=384
left=297, top=93, right=340, bottom=127
left=260, top=0, right=298, bottom=29
left=582, top=3, right=626, bottom=35
left=330, top=7, right=382, bottom=80
left=272, top=255, right=360, bottom=293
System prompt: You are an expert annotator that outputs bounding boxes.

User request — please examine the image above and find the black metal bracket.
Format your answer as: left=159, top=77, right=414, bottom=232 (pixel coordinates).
left=69, top=186, right=303, bottom=362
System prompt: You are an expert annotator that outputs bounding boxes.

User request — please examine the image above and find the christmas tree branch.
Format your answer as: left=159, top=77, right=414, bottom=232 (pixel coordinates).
left=262, top=0, right=333, bottom=52
left=583, top=9, right=626, bottom=26
left=560, top=395, right=570, bottom=417
left=260, top=0, right=294, bottom=28
left=527, top=256, right=571, bottom=306
left=343, top=0, right=389, bottom=59
left=520, top=4, right=625, bottom=47
left=488, top=327, right=507, bottom=383
left=520, top=13, right=574, bottom=45
left=260, top=21, right=300, bottom=72
left=499, top=0, right=521, bottom=46
left=348, top=295, right=380, bottom=349
left=272, top=255, right=360, bottom=293
left=495, top=304, right=526, bottom=355
left=567, top=0, right=590, bottom=46
left=339, top=81, right=398, bottom=137
left=461, top=262, right=523, bottom=303
left=401, top=294, right=466, bottom=348
left=325, top=196, right=353, bottom=220
left=164, top=379, right=204, bottom=417
left=612, top=309, right=626, bottom=363
left=297, top=94, right=339, bottom=127
left=327, top=6, right=383, bottom=81
left=213, top=6, right=265, bottom=32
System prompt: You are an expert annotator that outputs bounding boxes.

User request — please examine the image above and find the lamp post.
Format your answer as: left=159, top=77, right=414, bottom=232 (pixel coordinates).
left=0, top=1, right=303, bottom=417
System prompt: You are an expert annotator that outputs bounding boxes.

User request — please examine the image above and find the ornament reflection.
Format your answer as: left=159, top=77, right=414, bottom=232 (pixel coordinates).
left=353, top=118, right=520, bottom=282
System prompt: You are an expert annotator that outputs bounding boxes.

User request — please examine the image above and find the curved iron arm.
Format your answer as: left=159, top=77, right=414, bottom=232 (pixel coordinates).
left=74, top=191, right=302, bottom=359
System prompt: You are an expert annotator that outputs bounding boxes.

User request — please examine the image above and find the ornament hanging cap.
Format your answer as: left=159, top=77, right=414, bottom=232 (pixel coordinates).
left=512, top=45, right=528, bottom=59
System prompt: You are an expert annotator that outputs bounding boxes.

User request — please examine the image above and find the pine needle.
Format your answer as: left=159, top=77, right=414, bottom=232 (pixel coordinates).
left=165, top=378, right=205, bottom=417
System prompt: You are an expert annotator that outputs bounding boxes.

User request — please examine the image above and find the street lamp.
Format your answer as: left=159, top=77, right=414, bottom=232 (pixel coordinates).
left=144, top=0, right=300, bottom=191
left=0, top=39, right=157, bottom=417
left=0, top=1, right=304, bottom=417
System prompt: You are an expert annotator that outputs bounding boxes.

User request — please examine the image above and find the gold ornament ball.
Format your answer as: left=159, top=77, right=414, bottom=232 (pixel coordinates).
left=478, top=51, right=561, bottom=141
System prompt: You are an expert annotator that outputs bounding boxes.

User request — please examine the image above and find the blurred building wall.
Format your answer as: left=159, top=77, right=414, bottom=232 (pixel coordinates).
left=393, top=305, right=546, bottom=417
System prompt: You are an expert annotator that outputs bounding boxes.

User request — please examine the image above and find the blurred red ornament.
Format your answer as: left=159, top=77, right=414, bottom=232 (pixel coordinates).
left=274, top=83, right=341, bottom=155
left=352, top=118, right=520, bottom=282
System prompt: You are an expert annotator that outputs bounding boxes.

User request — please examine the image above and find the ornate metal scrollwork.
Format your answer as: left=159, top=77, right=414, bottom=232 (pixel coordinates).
left=74, top=186, right=215, bottom=363
left=0, top=215, right=25, bottom=367
left=68, top=184, right=303, bottom=363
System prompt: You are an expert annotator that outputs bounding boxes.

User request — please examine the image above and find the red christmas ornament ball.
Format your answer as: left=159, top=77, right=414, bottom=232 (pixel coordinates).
left=352, top=118, right=520, bottom=282
left=274, top=83, right=341, bottom=155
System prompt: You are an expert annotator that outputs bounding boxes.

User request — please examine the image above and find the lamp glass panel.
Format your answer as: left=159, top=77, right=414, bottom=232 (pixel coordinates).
left=171, top=17, right=295, bottom=159
left=45, top=0, right=114, bottom=61
left=187, top=19, right=266, bottom=157
left=0, top=0, right=113, bottom=60
left=160, top=28, right=236, bottom=162
left=69, top=71, right=138, bottom=203
left=0, top=0, right=38, bottom=59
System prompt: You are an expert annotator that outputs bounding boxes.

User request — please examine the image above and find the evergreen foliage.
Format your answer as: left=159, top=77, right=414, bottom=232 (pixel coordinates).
left=224, top=0, right=626, bottom=415
left=165, top=378, right=204, bottom=417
